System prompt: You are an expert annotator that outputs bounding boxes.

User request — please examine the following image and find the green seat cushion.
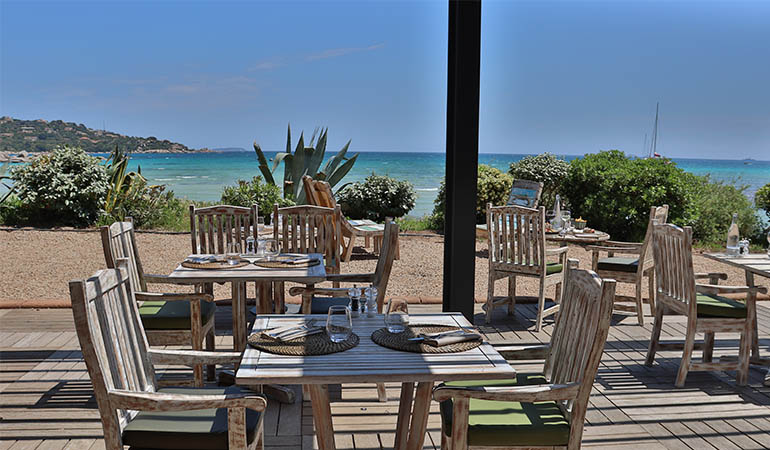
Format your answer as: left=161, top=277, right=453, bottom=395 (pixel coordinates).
left=122, top=386, right=262, bottom=450
left=597, top=257, right=639, bottom=273
left=310, top=297, right=351, bottom=314
left=697, top=293, right=747, bottom=318
left=546, top=262, right=563, bottom=275
left=139, top=300, right=216, bottom=330
left=439, top=373, right=569, bottom=447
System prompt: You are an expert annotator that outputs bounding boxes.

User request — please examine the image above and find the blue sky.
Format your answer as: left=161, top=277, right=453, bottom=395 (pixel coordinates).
left=1, top=0, right=768, bottom=159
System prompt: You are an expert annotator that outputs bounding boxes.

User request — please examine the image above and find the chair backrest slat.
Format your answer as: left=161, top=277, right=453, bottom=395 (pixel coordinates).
left=487, top=205, right=547, bottom=273
left=542, top=260, right=615, bottom=445
left=652, top=223, right=696, bottom=316
left=100, top=220, right=147, bottom=292
left=371, top=220, right=400, bottom=312
left=273, top=204, right=342, bottom=271
left=71, top=263, right=157, bottom=442
left=189, top=204, right=258, bottom=255
left=638, top=205, right=669, bottom=273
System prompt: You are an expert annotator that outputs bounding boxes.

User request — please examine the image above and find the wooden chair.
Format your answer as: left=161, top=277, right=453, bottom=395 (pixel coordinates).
left=100, top=219, right=216, bottom=387
left=189, top=204, right=258, bottom=255
left=433, top=259, right=616, bottom=450
left=71, top=262, right=266, bottom=450
left=303, top=175, right=400, bottom=262
left=506, top=179, right=544, bottom=208
left=645, top=223, right=767, bottom=387
left=587, top=205, right=669, bottom=325
left=289, top=220, right=399, bottom=403
left=273, top=203, right=342, bottom=282
left=485, top=204, right=568, bottom=330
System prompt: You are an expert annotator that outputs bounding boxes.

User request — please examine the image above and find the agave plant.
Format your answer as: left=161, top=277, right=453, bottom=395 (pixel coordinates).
left=253, top=124, right=358, bottom=204
left=104, top=145, right=147, bottom=219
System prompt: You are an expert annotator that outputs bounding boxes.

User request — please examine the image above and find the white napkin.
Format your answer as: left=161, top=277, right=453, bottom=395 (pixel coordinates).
left=421, top=330, right=482, bottom=347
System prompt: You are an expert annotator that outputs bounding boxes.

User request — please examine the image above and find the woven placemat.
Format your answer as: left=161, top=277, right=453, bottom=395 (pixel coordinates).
left=371, top=325, right=482, bottom=354
left=254, top=258, right=321, bottom=269
left=181, top=260, right=249, bottom=269
left=248, top=329, right=359, bottom=356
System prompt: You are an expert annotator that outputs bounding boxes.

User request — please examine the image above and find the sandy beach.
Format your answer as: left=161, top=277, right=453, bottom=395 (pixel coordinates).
left=0, top=227, right=760, bottom=309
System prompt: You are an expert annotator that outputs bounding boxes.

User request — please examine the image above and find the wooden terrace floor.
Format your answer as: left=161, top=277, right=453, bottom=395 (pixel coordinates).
left=2, top=302, right=770, bottom=449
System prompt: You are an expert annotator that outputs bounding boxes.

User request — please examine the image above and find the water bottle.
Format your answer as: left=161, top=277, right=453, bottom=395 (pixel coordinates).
left=726, top=213, right=740, bottom=255
left=551, top=195, right=563, bottom=230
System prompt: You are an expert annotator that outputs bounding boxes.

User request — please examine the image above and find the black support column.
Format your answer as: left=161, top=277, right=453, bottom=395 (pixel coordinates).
left=443, top=0, right=481, bottom=321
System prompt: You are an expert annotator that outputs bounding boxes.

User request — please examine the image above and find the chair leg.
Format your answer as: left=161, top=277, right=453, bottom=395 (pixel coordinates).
left=206, top=326, right=216, bottom=381
left=342, top=235, right=354, bottom=262
left=645, top=306, right=664, bottom=367
left=365, top=235, right=371, bottom=249
left=675, top=322, right=697, bottom=388
left=376, top=383, right=387, bottom=402
left=394, top=233, right=400, bottom=260
left=647, top=271, right=656, bottom=317
left=702, top=332, right=715, bottom=363
left=635, top=280, right=644, bottom=326
left=486, top=272, right=496, bottom=324
left=737, top=321, right=752, bottom=386
left=507, top=275, right=516, bottom=316
left=536, top=276, right=546, bottom=332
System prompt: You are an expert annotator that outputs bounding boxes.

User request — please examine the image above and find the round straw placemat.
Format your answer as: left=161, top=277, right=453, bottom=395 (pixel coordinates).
left=254, top=258, right=321, bottom=269
left=248, top=330, right=359, bottom=356
left=371, top=325, right=482, bottom=354
left=181, top=260, right=249, bottom=269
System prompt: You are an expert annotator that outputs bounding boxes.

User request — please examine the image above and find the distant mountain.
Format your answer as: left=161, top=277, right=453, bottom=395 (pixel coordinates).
left=0, top=117, right=211, bottom=154
left=212, top=147, right=249, bottom=152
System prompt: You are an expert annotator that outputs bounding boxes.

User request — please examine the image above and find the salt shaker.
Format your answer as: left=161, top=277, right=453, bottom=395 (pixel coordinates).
left=365, top=286, right=378, bottom=318
left=245, top=236, right=256, bottom=255
left=739, top=238, right=750, bottom=256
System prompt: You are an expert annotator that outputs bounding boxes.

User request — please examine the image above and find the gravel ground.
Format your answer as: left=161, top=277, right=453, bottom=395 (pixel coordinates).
left=0, top=228, right=763, bottom=308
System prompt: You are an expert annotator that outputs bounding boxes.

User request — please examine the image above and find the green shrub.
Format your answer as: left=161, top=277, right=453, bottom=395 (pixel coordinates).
left=337, top=174, right=416, bottom=222
left=562, top=150, right=761, bottom=245
left=508, top=153, right=569, bottom=208
left=221, top=176, right=293, bottom=223
left=430, top=164, right=513, bottom=231
left=685, top=176, right=762, bottom=244
left=10, top=146, right=109, bottom=226
left=0, top=193, right=25, bottom=225
left=756, top=183, right=770, bottom=220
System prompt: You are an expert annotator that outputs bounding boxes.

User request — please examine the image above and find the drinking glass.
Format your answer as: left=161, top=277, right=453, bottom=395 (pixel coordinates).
left=326, top=305, right=352, bottom=343
left=384, top=298, right=409, bottom=333
left=561, top=210, right=571, bottom=230
left=263, top=238, right=280, bottom=261
left=226, top=242, right=241, bottom=265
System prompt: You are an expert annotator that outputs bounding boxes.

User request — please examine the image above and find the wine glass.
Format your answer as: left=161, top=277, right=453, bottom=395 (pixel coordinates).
left=326, top=305, right=352, bottom=343
left=561, top=210, right=571, bottom=231
left=226, top=242, right=241, bottom=265
left=384, top=298, right=409, bottom=333
left=263, top=238, right=280, bottom=261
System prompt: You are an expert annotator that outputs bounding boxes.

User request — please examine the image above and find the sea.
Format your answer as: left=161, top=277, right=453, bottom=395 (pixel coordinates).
left=4, top=151, right=769, bottom=218
left=114, top=151, right=769, bottom=218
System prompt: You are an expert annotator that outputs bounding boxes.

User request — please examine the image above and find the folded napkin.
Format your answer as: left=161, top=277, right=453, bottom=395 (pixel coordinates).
left=185, top=255, right=218, bottom=264
left=421, top=330, right=482, bottom=347
left=284, top=256, right=314, bottom=265
left=261, top=323, right=323, bottom=341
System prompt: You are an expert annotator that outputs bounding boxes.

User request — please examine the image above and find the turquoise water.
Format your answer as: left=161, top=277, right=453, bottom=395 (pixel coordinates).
left=113, top=152, right=769, bottom=218
left=4, top=152, right=769, bottom=218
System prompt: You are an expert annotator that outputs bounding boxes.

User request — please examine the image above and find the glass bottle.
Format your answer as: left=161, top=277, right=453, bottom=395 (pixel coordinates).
left=726, top=213, right=740, bottom=255
left=551, top=194, right=563, bottom=230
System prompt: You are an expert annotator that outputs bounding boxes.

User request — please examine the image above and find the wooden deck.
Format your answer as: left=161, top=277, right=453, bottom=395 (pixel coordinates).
left=3, top=302, right=770, bottom=449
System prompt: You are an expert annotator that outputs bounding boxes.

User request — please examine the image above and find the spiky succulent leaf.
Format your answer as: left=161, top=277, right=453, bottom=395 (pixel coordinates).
left=322, top=140, right=351, bottom=177
left=326, top=153, right=358, bottom=188
left=253, top=142, right=276, bottom=185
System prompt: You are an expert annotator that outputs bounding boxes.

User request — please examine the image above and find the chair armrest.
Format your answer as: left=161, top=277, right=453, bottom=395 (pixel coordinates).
left=432, top=382, right=580, bottom=403
left=108, top=389, right=267, bottom=412
left=694, top=273, right=728, bottom=285
left=288, top=286, right=350, bottom=297
left=586, top=244, right=642, bottom=254
left=545, top=247, right=568, bottom=256
left=148, top=349, right=242, bottom=366
left=494, top=344, right=550, bottom=361
left=135, top=292, right=214, bottom=303
left=325, top=273, right=376, bottom=283
left=696, top=284, right=767, bottom=296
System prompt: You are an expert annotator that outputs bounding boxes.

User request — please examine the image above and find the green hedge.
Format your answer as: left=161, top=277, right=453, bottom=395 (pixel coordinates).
left=508, top=153, right=568, bottom=209
left=221, top=176, right=293, bottom=223
left=337, top=174, right=416, bottom=222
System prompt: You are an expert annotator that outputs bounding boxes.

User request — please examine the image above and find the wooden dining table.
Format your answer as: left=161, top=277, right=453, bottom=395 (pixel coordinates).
left=166, top=253, right=327, bottom=353
left=236, top=312, right=515, bottom=450
left=703, top=252, right=770, bottom=385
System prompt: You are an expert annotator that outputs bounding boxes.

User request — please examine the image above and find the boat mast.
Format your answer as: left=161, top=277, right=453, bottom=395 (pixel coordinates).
left=649, top=102, right=659, bottom=158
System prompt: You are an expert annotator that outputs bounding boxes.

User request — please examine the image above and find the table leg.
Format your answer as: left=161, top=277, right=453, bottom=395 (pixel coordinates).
left=232, top=281, right=246, bottom=354
left=746, top=271, right=760, bottom=359
left=394, top=382, right=415, bottom=450
left=406, top=381, right=434, bottom=450
left=308, top=384, right=336, bottom=450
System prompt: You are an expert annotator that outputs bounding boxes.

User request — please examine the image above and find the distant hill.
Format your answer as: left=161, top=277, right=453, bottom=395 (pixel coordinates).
left=0, top=117, right=210, bottom=154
